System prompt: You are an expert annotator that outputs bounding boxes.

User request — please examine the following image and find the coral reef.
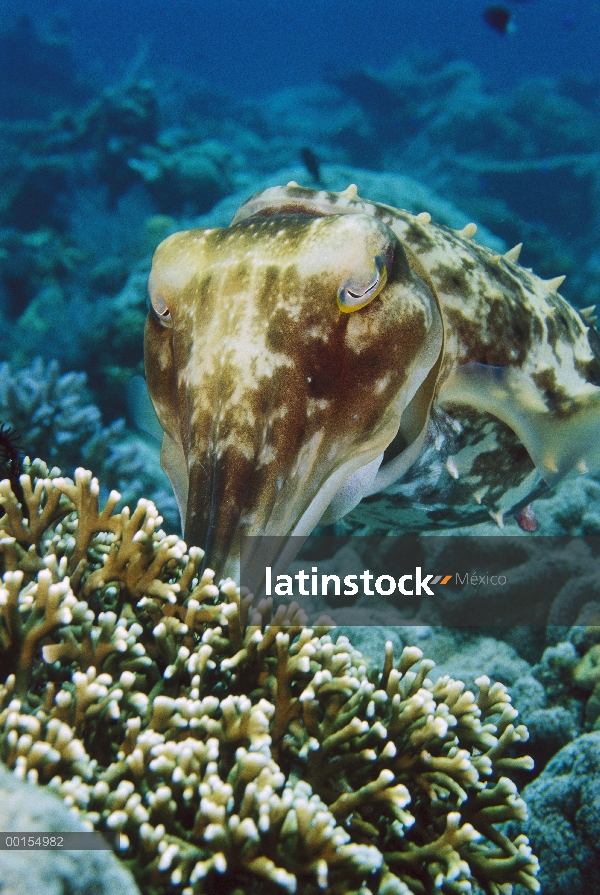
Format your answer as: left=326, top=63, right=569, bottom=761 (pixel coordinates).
left=79, top=82, right=160, bottom=204
left=513, top=731, right=600, bottom=895
left=572, top=642, right=600, bottom=728
left=0, top=459, right=538, bottom=894
left=0, top=357, right=178, bottom=531
left=490, top=626, right=600, bottom=776
left=534, top=626, right=600, bottom=713
left=570, top=625, right=600, bottom=729
left=0, top=228, right=80, bottom=322
left=338, top=623, right=592, bottom=782
left=128, top=139, right=236, bottom=215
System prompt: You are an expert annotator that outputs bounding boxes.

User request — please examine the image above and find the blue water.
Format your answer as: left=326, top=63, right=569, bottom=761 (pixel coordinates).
left=10, top=0, right=600, bottom=94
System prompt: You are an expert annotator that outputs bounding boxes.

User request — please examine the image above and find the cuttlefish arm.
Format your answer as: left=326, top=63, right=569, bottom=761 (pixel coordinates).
left=145, top=208, right=443, bottom=584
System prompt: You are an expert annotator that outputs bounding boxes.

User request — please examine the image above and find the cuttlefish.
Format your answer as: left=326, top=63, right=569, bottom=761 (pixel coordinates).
left=145, top=183, right=600, bottom=585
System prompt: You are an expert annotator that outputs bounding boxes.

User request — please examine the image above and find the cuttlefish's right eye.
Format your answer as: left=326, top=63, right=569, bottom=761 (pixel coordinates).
left=337, top=254, right=388, bottom=313
left=149, top=290, right=173, bottom=328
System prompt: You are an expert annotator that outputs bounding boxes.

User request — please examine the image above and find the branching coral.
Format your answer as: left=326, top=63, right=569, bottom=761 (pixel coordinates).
left=0, top=460, right=539, bottom=895
left=571, top=626, right=600, bottom=730
left=0, top=357, right=178, bottom=529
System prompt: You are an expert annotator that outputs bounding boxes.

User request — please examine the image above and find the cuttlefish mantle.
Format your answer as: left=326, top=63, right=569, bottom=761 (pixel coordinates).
left=145, top=182, right=600, bottom=586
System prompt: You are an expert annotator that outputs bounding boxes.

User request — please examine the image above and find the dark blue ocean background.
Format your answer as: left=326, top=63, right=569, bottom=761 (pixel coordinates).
left=7, top=0, right=600, bottom=94
left=1, top=3, right=600, bottom=894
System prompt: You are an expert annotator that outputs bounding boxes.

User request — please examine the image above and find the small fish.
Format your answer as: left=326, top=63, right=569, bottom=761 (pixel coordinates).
left=484, top=6, right=515, bottom=34
left=300, top=147, right=322, bottom=184
left=514, top=503, right=538, bottom=532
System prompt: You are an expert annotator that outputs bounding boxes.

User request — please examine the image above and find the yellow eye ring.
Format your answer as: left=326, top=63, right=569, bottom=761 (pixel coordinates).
left=149, top=290, right=173, bottom=328
left=337, top=255, right=388, bottom=313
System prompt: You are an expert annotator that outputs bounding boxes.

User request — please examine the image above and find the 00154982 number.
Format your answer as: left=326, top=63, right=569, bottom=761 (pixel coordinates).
left=2, top=835, right=64, bottom=848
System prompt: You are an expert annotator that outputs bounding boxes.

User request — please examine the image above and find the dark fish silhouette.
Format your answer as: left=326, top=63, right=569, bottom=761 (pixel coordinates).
left=300, top=147, right=321, bottom=183
left=484, top=6, right=514, bottom=34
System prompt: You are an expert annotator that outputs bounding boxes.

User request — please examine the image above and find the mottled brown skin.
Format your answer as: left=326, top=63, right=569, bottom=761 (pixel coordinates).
left=146, top=183, right=600, bottom=581
left=146, top=209, right=441, bottom=579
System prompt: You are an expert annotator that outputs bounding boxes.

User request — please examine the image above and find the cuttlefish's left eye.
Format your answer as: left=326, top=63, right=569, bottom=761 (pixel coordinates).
left=149, top=290, right=173, bottom=328
left=337, top=254, right=388, bottom=313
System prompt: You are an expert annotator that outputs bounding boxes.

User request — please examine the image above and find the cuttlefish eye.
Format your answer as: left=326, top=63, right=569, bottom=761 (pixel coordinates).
left=149, top=290, right=173, bottom=328
left=337, top=254, right=388, bottom=313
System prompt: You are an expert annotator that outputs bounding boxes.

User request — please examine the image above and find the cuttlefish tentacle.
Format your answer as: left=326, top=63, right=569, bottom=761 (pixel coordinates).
left=145, top=183, right=600, bottom=586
